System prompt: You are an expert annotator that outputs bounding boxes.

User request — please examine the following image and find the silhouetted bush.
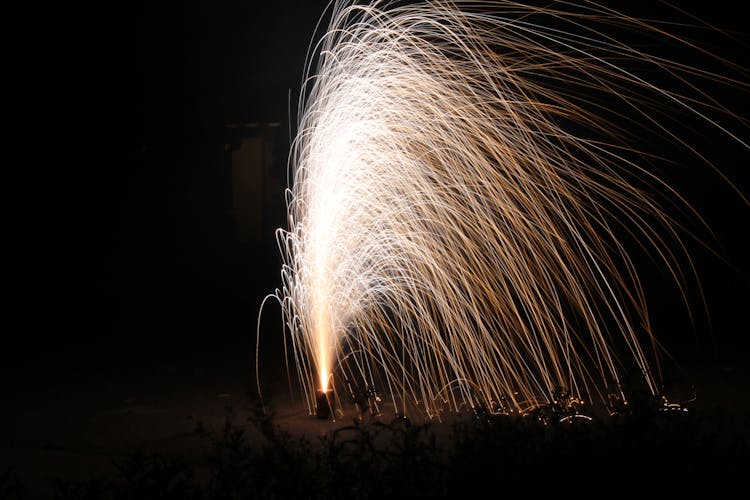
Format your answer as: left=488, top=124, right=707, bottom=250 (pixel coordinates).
left=4, top=404, right=746, bottom=499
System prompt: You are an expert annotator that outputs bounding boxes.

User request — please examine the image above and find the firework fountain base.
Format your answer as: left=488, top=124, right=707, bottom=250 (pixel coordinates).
left=315, top=389, right=332, bottom=419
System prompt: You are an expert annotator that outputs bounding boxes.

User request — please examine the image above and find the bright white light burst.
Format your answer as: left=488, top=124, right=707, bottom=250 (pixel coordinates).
left=260, top=0, right=747, bottom=418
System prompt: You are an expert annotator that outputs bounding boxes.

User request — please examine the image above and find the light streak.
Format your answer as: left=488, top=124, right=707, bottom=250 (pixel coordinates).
left=259, top=1, right=747, bottom=419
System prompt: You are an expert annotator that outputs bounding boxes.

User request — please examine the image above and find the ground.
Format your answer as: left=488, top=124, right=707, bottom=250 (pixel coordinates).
left=2, top=336, right=748, bottom=498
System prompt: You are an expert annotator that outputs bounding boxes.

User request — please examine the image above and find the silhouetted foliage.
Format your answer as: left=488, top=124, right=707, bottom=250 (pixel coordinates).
left=3, top=403, right=746, bottom=499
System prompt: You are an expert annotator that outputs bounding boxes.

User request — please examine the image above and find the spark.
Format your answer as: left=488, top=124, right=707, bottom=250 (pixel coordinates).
left=259, top=1, right=747, bottom=419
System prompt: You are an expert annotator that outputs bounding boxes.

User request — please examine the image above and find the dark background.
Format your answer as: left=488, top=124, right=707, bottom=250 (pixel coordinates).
left=15, top=0, right=334, bottom=386
left=7, top=0, right=748, bottom=440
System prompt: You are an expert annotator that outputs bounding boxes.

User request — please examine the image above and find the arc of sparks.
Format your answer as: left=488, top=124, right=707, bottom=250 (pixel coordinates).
left=260, top=1, right=747, bottom=418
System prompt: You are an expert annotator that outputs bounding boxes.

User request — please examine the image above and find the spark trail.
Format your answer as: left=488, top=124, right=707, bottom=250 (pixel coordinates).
left=260, top=1, right=748, bottom=418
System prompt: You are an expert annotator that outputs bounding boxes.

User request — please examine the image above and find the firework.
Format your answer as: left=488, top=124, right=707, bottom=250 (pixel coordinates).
left=259, top=1, right=747, bottom=419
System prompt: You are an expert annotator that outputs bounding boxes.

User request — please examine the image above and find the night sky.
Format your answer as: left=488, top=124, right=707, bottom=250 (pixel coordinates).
left=20, top=0, right=335, bottom=375
left=4, top=0, right=749, bottom=495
